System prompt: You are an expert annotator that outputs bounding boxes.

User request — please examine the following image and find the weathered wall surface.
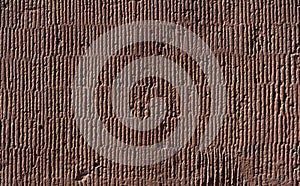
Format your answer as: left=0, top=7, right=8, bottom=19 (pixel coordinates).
left=0, top=0, right=299, bottom=185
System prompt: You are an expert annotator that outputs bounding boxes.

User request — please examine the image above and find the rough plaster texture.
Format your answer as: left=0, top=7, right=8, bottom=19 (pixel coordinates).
left=0, top=0, right=300, bottom=185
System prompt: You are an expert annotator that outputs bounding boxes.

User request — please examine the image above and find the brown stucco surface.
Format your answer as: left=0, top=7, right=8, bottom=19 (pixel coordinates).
left=0, top=0, right=300, bottom=185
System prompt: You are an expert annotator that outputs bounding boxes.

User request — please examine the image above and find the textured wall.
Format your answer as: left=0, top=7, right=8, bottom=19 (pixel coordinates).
left=0, top=0, right=299, bottom=185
